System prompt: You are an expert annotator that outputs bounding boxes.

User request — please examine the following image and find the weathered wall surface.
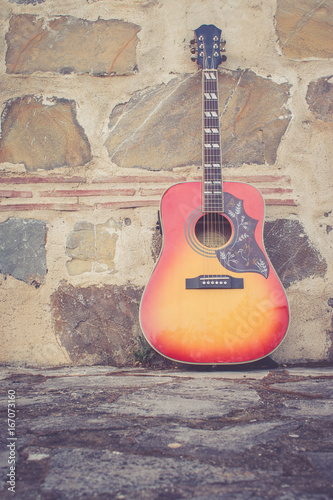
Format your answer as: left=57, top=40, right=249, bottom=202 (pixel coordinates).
left=0, top=0, right=332, bottom=367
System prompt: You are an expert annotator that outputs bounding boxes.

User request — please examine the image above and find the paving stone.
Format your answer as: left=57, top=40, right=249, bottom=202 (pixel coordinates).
left=282, top=367, right=333, bottom=378
left=306, top=76, right=333, bottom=122
left=1, top=367, right=333, bottom=499
left=275, top=0, right=333, bottom=59
left=105, top=70, right=291, bottom=170
left=0, top=218, right=47, bottom=286
left=281, top=400, right=333, bottom=419
left=0, top=96, right=91, bottom=171
left=39, top=448, right=262, bottom=499
left=19, top=414, right=136, bottom=434
left=11, top=373, right=174, bottom=400
left=108, top=379, right=261, bottom=418
left=157, top=369, right=271, bottom=380
left=6, top=15, right=140, bottom=75
left=0, top=365, right=124, bottom=380
left=269, top=378, right=333, bottom=398
left=305, top=452, right=333, bottom=481
left=134, top=420, right=296, bottom=457
left=264, top=218, right=327, bottom=288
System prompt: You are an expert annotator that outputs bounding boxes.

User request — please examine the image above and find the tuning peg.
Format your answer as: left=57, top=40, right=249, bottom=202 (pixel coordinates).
left=190, top=47, right=197, bottom=54
left=190, top=38, right=196, bottom=45
left=221, top=55, right=227, bottom=62
left=191, top=55, right=197, bottom=62
left=220, top=47, right=226, bottom=52
left=220, top=39, right=226, bottom=47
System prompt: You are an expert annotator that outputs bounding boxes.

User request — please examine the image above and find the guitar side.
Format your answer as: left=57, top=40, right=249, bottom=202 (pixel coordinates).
left=140, top=181, right=289, bottom=364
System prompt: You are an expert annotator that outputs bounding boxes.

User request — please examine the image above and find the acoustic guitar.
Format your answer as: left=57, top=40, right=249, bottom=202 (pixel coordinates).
left=140, top=24, right=289, bottom=364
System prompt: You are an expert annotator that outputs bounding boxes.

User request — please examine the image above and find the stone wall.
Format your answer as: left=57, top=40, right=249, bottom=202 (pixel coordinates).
left=0, top=0, right=332, bottom=367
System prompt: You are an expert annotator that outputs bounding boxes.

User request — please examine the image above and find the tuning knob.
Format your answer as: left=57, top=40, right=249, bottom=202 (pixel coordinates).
left=191, top=55, right=197, bottom=62
left=221, top=54, right=227, bottom=62
left=190, top=47, right=197, bottom=54
left=190, top=38, right=196, bottom=45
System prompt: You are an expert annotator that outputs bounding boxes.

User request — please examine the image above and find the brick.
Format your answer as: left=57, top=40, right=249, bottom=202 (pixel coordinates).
left=0, top=203, right=54, bottom=211
left=92, top=175, right=187, bottom=184
left=0, top=176, right=87, bottom=184
left=0, top=190, right=33, bottom=198
left=260, top=188, right=293, bottom=195
left=265, top=199, right=297, bottom=206
left=0, top=203, right=87, bottom=211
left=0, top=96, right=92, bottom=172
left=97, top=200, right=159, bottom=209
left=40, top=188, right=136, bottom=198
left=6, top=15, right=140, bottom=76
left=276, top=0, right=333, bottom=59
left=10, top=0, right=46, bottom=4
left=225, top=175, right=291, bottom=184
left=139, top=188, right=165, bottom=196
left=196, top=175, right=292, bottom=184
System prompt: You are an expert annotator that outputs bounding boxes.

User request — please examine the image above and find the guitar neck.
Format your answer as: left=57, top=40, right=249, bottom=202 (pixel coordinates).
left=202, top=69, right=224, bottom=213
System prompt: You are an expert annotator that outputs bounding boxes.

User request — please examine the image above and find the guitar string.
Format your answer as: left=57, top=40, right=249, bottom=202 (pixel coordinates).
left=202, top=52, right=207, bottom=282
left=204, top=65, right=224, bottom=280
left=202, top=40, right=225, bottom=284
left=202, top=68, right=206, bottom=281
left=216, top=68, right=225, bottom=256
left=202, top=61, right=208, bottom=330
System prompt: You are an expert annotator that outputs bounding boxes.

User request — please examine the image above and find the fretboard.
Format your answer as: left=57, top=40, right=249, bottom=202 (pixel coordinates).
left=202, top=69, right=224, bottom=213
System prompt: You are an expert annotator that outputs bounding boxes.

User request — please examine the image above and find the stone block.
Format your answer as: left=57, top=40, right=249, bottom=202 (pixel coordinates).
left=105, top=70, right=291, bottom=170
left=306, top=76, right=333, bottom=121
left=0, top=218, right=47, bottom=286
left=0, top=96, right=92, bottom=171
left=275, top=0, right=333, bottom=59
left=264, top=219, right=327, bottom=288
left=5, top=15, right=140, bottom=75
left=66, top=219, right=120, bottom=275
left=51, top=283, right=143, bottom=365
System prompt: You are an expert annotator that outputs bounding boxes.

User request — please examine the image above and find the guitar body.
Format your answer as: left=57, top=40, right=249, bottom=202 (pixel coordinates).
left=140, top=181, right=289, bottom=364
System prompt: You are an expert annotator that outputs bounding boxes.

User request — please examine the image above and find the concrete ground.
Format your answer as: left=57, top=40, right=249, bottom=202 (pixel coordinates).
left=0, top=364, right=332, bottom=499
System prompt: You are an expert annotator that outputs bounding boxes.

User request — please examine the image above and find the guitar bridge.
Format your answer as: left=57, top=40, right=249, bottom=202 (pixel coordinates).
left=186, top=275, right=244, bottom=289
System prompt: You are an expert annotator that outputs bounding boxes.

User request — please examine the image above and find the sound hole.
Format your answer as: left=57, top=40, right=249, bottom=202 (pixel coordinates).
left=195, top=213, right=232, bottom=248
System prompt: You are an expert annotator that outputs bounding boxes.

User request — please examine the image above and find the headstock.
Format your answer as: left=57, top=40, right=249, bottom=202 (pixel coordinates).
left=190, top=24, right=226, bottom=69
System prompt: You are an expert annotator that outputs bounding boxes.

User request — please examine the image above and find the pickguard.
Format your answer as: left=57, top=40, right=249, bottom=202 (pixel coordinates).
left=216, top=192, right=269, bottom=278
